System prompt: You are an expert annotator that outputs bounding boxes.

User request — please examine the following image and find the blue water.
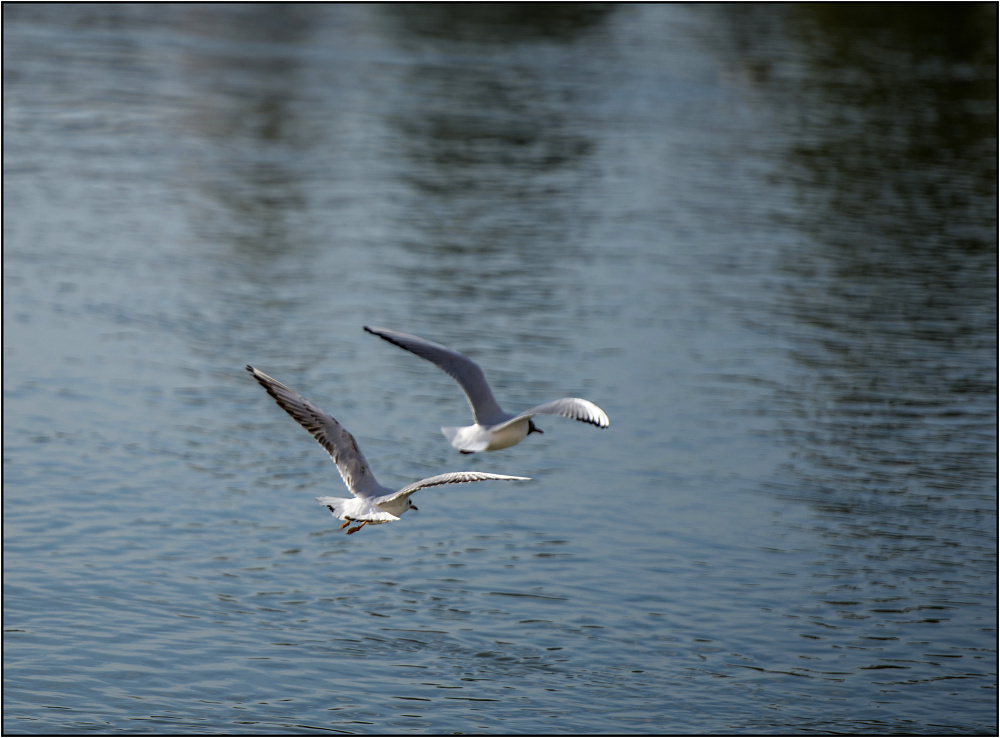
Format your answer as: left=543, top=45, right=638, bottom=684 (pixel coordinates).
left=4, top=4, right=996, bottom=734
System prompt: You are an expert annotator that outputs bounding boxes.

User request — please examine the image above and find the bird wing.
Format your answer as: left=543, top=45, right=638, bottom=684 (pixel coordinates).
left=495, top=397, right=610, bottom=431
left=247, top=366, right=384, bottom=499
left=364, top=326, right=506, bottom=425
left=377, top=471, right=530, bottom=505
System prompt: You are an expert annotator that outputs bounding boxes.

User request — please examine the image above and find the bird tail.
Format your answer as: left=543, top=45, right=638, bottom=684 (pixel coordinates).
left=316, top=496, right=352, bottom=520
left=316, top=496, right=400, bottom=524
left=441, top=426, right=490, bottom=453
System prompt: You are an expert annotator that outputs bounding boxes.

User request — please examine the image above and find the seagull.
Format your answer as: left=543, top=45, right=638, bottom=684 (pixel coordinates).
left=247, top=366, right=530, bottom=534
left=363, top=326, right=610, bottom=454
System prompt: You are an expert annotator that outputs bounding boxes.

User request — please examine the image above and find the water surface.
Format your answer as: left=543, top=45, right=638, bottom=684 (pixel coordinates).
left=4, top=4, right=996, bottom=734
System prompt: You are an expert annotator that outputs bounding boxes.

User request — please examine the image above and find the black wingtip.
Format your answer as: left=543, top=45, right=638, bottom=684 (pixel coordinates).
left=246, top=364, right=255, bottom=373
left=364, top=325, right=410, bottom=352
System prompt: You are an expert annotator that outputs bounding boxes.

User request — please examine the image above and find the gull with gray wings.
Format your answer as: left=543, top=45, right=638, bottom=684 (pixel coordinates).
left=247, top=366, right=529, bottom=534
left=364, top=326, right=610, bottom=453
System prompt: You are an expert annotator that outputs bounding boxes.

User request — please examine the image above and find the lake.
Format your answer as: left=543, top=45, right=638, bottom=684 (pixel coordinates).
left=3, top=4, right=996, bottom=734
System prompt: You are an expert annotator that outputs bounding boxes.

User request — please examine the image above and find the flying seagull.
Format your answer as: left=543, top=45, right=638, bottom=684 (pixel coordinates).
left=247, top=365, right=529, bottom=534
left=363, top=326, right=610, bottom=453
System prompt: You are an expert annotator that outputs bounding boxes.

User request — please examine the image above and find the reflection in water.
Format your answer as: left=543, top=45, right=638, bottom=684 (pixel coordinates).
left=722, top=6, right=997, bottom=509
left=384, top=3, right=611, bottom=44
left=165, top=5, right=358, bottom=374
left=711, top=12, right=996, bottom=712
left=716, top=16, right=998, bottom=713
left=176, top=4, right=313, bottom=258
left=779, top=6, right=996, bottom=502
left=376, top=7, right=607, bottom=333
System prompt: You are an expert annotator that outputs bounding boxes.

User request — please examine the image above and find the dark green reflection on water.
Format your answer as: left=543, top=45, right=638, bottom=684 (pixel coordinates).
left=769, top=6, right=995, bottom=503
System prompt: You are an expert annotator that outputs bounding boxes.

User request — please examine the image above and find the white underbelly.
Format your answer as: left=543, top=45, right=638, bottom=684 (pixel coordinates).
left=485, top=419, right=530, bottom=451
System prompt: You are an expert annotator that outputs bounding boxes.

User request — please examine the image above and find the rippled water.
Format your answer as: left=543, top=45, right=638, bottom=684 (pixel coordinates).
left=4, top=5, right=996, bottom=734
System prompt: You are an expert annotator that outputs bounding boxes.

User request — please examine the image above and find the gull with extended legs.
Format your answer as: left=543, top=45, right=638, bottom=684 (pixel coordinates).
left=247, top=365, right=529, bottom=534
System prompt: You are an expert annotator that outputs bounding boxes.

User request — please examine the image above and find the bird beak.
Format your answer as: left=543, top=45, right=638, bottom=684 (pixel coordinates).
left=410, top=504, right=418, bottom=511
left=528, top=420, right=543, bottom=435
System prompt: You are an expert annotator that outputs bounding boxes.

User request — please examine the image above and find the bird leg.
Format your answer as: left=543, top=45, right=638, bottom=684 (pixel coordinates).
left=340, top=518, right=352, bottom=529
left=346, top=521, right=367, bottom=535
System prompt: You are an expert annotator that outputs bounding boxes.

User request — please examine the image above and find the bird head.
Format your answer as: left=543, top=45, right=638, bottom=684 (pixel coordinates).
left=528, top=419, right=543, bottom=435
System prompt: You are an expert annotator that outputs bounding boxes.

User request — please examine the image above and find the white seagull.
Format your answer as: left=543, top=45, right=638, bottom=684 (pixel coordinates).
left=364, top=326, right=610, bottom=454
left=247, top=366, right=530, bottom=534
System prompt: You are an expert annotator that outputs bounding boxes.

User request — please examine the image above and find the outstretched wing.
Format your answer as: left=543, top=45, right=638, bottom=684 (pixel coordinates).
left=247, top=366, right=384, bottom=498
left=378, top=471, right=530, bottom=505
left=495, top=397, right=610, bottom=431
left=364, top=326, right=507, bottom=426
